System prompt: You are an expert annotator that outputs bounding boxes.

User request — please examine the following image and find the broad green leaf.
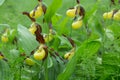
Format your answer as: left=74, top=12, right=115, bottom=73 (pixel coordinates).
left=105, top=28, right=114, bottom=41
left=108, top=22, right=120, bottom=36
left=57, top=40, right=101, bottom=80
left=59, top=17, right=70, bottom=35
left=0, top=24, right=10, bottom=35
left=84, top=1, right=98, bottom=23
left=17, top=24, right=39, bottom=55
left=95, top=21, right=104, bottom=37
left=58, top=35, right=72, bottom=49
left=52, top=13, right=62, bottom=25
left=51, top=35, right=61, bottom=50
left=0, top=60, right=11, bottom=80
left=8, top=29, right=17, bottom=42
left=47, top=57, right=53, bottom=68
left=0, top=0, right=5, bottom=6
left=0, top=24, right=10, bottom=28
left=8, top=49, right=19, bottom=64
left=44, top=0, right=62, bottom=22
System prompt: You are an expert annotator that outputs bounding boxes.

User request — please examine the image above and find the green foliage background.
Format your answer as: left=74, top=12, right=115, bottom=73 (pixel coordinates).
left=0, top=0, right=120, bottom=80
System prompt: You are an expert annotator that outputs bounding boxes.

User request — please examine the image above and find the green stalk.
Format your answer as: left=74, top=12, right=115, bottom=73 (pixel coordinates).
left=44, top=58, right=48, bottom=80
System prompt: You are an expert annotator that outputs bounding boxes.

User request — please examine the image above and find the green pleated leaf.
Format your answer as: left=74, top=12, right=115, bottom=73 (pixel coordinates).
left=17, top=24, right=39, bottom=55
left=58, top=36, right=72, bottom=48
left=0, top=0, right=5, bottom=6
left=51, top=35, right=61, bottom=50
left=95, top=20, right=105, bottom=37
left=84, top=2, right=98, bottom=23
left=0, top=60, right=11, bottom=80
left=57, top=40, right=101, bottom=80
left=44, top=0, right=62, bottom=22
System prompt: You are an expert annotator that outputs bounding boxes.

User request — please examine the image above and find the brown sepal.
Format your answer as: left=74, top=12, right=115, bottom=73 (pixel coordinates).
left=42, top=4, right=47, bottom=14
left=79, top=6, right=85, bottom=19
left=0, top=52, right=8, bottom=62
left=20, top=53, right=26, bottom=57
left=38, top=0, right=42, bottom=2
left=3, top=58, right=8, bottom=62
left=12, top=37, right=17, bottom=44
left=76, top=0, right=80, bottom=4
left=35, top=24, right=45, bottom=44
left=111, top=0, right=115, bottom=5
left=22, top=12, right=36, bottom=22
left=33, top=5, right=39, bottom=17
left=30, top=50, right=35, bottom=55
left=0, top=52, right=4, bottom=57
left=42, top=45, right=48, bottom=60
left=62, top=34, right=75, bottom=47
left=112, top=9, right=118, bottom=18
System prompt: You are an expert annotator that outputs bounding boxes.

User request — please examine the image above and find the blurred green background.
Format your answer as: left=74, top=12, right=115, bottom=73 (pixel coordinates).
left=0, top=0, right=120, bottom=80
left=0, top=0, right=77, bottom=28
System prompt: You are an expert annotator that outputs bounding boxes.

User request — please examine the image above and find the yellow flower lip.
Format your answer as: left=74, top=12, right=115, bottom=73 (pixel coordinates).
left=44, top=33, right=53, bottom=43
left=72, top=20, right=83, bottom=29
left=103, top=11, right=113, bottom=19
left=30, top=5, right=43, bottom=18
left=66, top=8, right=76, bottom=18
left=29, top=23, right=37, bottom=34
left=103, top=10, right=120, bottom=20
left=34, top=48, right=46, bottom=60
left=64, top=48, right=75, bottom=60
left=0, top=55, right=4, bottom=60
left=25, top=58, right=35, bottom=66
left=1, top=35, right=9, bottom=43
left=113, top=10, right=120, bottom=20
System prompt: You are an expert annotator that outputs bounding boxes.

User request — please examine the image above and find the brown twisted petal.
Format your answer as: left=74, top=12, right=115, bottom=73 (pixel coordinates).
left=76, top=0, right=80, bottom=4
left=62, top=34, right=75, bottom=47
left=111, top=0, right=115, bottom=5
left=38, top=0, right=42, bottom=2
left=32, top=5, right=39, bottom=17
left=42, top=45, right=48, bottom=60
left=42, top=4, right=47, bottom=14
left=22, top=12, right=36, bottom=22
left=79, top=6, right=85, bottom=19
left=0, top=52, right=8, bottom=62
left=35, top=24, right=45, bottom=44
left=0, top=52, right=4, bottom=56
left=112, top=9, right=119, bottom=18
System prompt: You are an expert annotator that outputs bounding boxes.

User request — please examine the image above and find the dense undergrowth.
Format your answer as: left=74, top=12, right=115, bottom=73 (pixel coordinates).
left=0, top=0, right=120, bottom=80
